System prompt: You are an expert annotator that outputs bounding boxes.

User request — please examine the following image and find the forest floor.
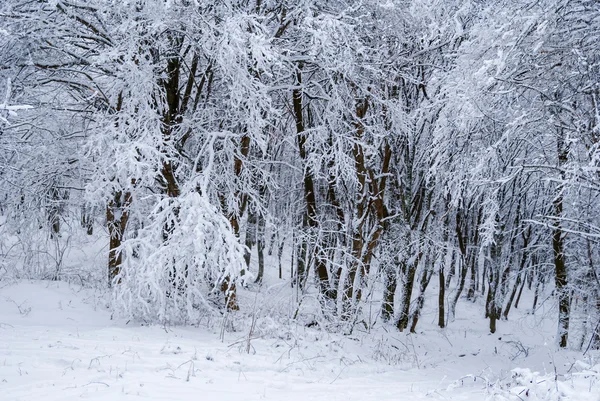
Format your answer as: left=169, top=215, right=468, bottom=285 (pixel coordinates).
left=1, top=279, right=599, bottom=401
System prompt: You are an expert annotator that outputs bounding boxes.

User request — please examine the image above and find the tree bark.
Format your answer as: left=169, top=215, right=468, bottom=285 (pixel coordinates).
left=397, top=257, right=418, bottom=332
left=292, top=65, right=330, bottom=297
left=107, top=190, right=132, bottom=285
left=438, top=266, right=445, bottom=328
left=410, top=253, right=433, bottom=333
left=255, top=212, right=266, bottom=284
left=244, top=209, right=257, bottom=269
left=554, top=129, right=569, bottom=348
left=381, top=264, right=397, bottom=322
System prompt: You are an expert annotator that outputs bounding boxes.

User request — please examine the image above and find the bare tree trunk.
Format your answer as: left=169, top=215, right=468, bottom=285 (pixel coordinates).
left=487, top=242, right=502, bottom=334
left=445, top=250, right=456, bottom=289
left=438, top=265, right=445, bottom=328
left=244, top=209, right=257, bottom=269
left=503, top=232, right=529, bottom=319
left=449, top=257, right=468, bottom=319
left=532, top=265, right=542, bottom=313
left=481, top=262, right=487, bottom=296
left=450, top=210, right=469, bottom=319
left=486, top=266, right=498, bottom=334
left=514, top=272, right=527, bottom=309
left=292, top=65, right=330, bottom=297
left=466, top=208, right=481, bottom=300
left=586, top=239, right=600, bottom=350
left=81, top=204, right=94, bottom=235
left=467, top=255, right=477, bottom=300
left=107, top=190, right=132, bottom=286
left=439, top=212, right=450, bottom=328
left=397, top=257, right=418, bottom=332
left=277, top=232, right=285, bottom=280
left=217, top=134, right=251, bottom=310
left=410, top=254, right=433, bottom=333
left=554, top=130, right=569, bottom=348
left=381, top=263, right=397, bottom=322
left=255, top=212, right=266, bottom=284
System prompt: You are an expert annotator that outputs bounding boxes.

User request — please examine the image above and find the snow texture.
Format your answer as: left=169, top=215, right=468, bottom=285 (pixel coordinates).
left=1, top=281, right=598, bottom=401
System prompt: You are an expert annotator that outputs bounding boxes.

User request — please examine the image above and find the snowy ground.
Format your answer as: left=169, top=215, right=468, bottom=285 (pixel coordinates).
left=1, top=280, right=599, bottom=401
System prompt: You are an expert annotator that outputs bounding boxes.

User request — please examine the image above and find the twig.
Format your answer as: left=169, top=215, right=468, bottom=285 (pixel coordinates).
left=84, top=381, right=109, bottom=387
left=583, top=318, right=600, bottom=356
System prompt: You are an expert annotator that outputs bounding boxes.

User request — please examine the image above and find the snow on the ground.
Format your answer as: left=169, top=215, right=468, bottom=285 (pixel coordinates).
left=0, top=280, right=598, bottom=401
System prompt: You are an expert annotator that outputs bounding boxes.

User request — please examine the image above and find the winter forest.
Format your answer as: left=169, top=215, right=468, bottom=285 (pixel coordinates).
left=1, top=1, right=599, bottom=400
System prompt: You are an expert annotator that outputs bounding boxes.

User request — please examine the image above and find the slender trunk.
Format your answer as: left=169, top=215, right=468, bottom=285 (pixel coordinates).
left=486, top=268, right=498, bottom=333
left=554, top=130, right=569, bottom=348
left=445, top=250, right=456, bottom=289
left=481, top=261, right=487, bottom=296
left=244, top=210, right=257, bottom=269
left=467, top=209, right=481, bottom=300
left=81, top=204, right=94, bottom=235
left=107, top=190, right=132, bottom=285
left=532, top=268, right=541, bottom=313
left=293, top=65, right=329, bottom=297
left=397, top=257, right=418, bottom=332
left=450, top=211, right=469, bottom=319
left=514, top=272, right=527, bottom=309
left=587, top=239, right=600, bottom=350
left=467, top=252, right=477, bottom=300
left=278, top=233, right=285, bottom=280
left=290, top=235, right=295, bottom=285
left=503, top=271, right=522, bottom=320
left=449, top=257, right=468, bottom=319
left=295, top=240, right=307, bottom=288
left=438, top=266, right=445, bottom=328
left=342, top=98, right=371, bottom=315
left=381, top=264, right=397, bottom=322
left=439, top=212, right=450, bottom=328
left=219, top=134, right=250, bottom=310
left=410, top=255, right=433, bottom=333
left=553, top=225, right=569, bottom=347
left=268, top=232, right=276, bottom=256
left=255, top=213, right=265, bottom=284
left=487, top=245, right=502, bottom=334
left=503, top=235, right=529, bottom=319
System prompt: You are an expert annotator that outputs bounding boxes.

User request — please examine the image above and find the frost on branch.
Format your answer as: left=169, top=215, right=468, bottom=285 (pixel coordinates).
left=112, top=189, right=246, bottom=324
left=0, top=79, right=33, bottom=125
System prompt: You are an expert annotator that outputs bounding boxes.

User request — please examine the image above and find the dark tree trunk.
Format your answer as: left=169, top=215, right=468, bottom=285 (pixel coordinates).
left=467, top=253, right=477, bottom=301
left=532, top=267, right=542, bottom=313
left=381, top=264, right=397, bottom=322
left=553, top=215, right=569, bottom=347
left=410, top=255, right=433, bottom=333
left=438, top=266, right=446, bottom=328
left=255, top=213, right=266, bottom=284
left=107, top=190, right=132, bottom=286
left=81, top=205, right=94, bottom=235
left=486, top=269, right=499, bottom=334
left=292, top=65, right=330, bottom=297
left=450, top=210, right=469, bottom=319
left=503, top=233, right=529, bottom=319
left=553, top=130, right=569, bottom=348
left=487, top=243, right=502, bottom=334
left=445, top=250, right=455, bottom=289
left=503, top=271, right=522, bottom=320
left=397, top=258, right=417, bottom=332
left=514, top=272, right=527, bottom=309
left=466, top=208, right=481, bottom=300
left=439, top=213, right=450, bottom=328
left=278, top=233, right=285, bottom=280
